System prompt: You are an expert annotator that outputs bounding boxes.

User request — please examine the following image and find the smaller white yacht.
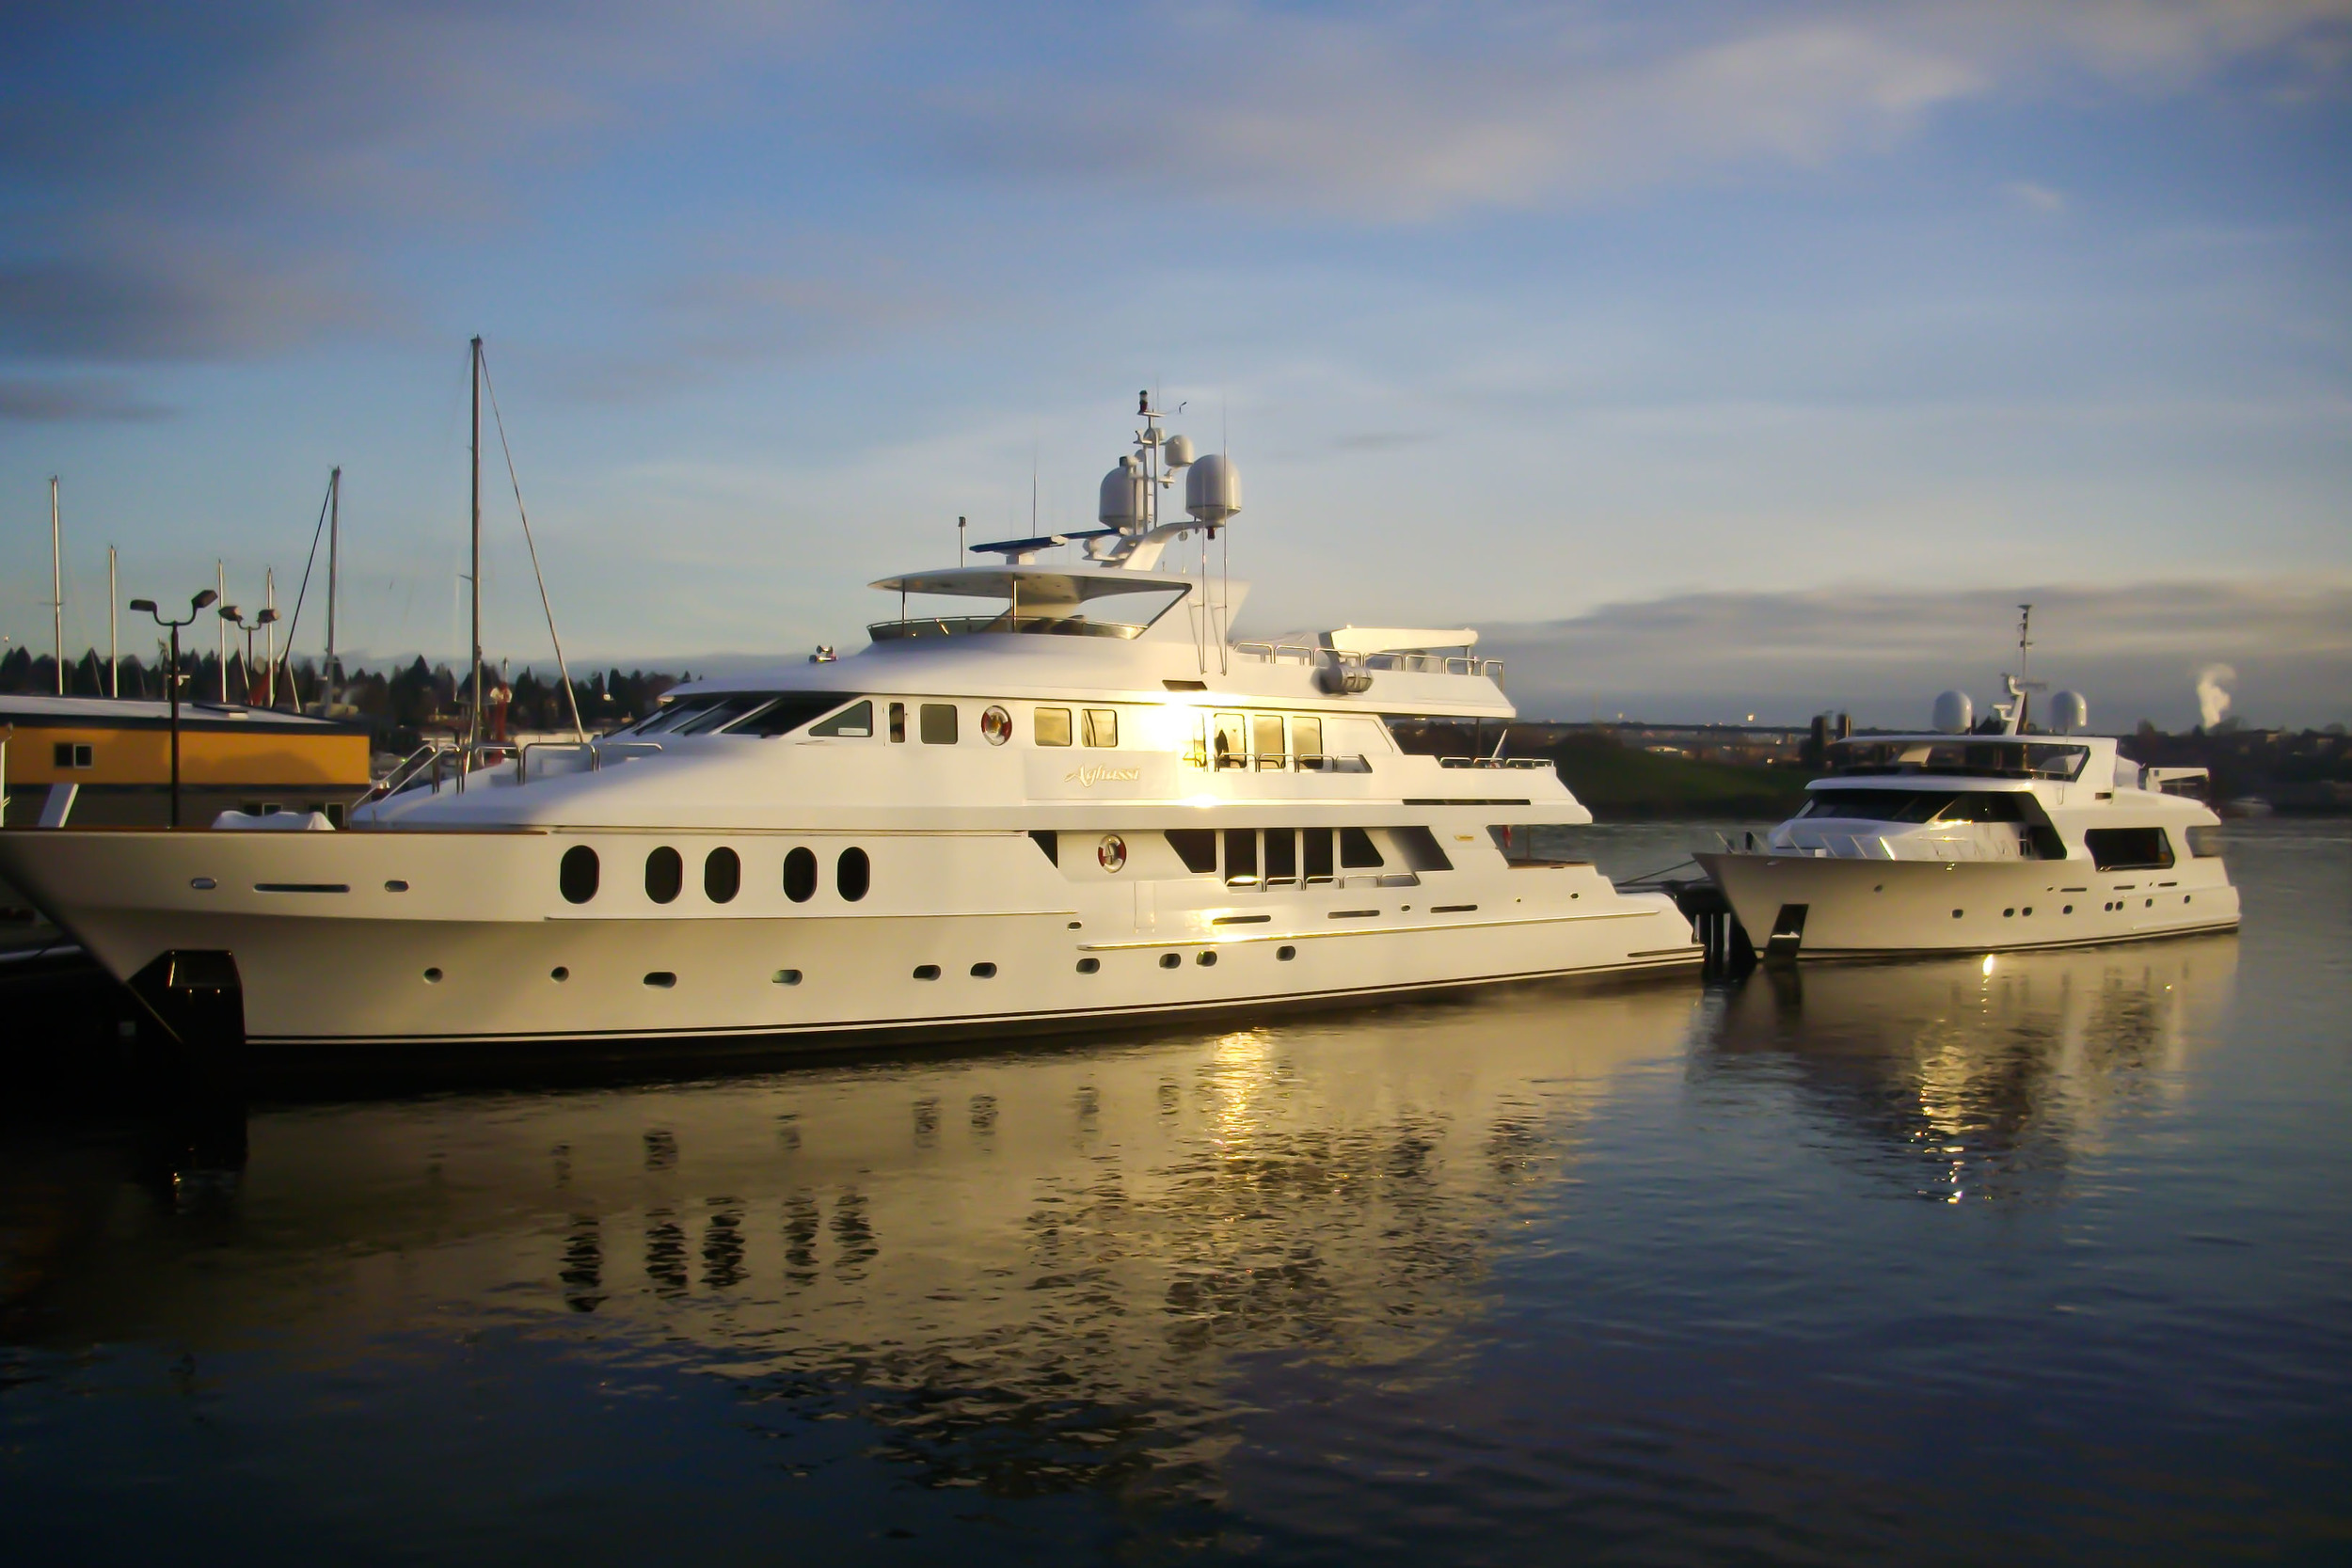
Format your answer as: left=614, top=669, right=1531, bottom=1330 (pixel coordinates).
left=1695, top=640, right=2238, bottom=959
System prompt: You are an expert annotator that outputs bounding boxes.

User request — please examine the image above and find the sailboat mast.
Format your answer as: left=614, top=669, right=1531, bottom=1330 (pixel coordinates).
left=264, top=566, right=278, bottom=707
left=468, top=336, right=484, bottom=765
left=326, top=466, right=340, bottom=706
left=49, top=477, right=61, bottom=694
left=216, top=560, right=228, bottom=700
left=107, top=546, right=118, bottom=698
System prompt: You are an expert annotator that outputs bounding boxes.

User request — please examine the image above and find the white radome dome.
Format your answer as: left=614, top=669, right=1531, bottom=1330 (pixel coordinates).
left=1185, top=452, right=1241, bottom=525
left=1931, top=689, right=1974, bottom=735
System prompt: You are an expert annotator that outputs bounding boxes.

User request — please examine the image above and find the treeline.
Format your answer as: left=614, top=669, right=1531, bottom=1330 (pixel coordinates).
left=0, top=646, right=682, bottom=750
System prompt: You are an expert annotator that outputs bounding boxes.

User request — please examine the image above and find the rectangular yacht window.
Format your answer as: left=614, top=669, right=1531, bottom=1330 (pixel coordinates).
left=1253, top=714, right=1286, bottom=769
left=2085, top=827, right=2174, bottom=871
left=1292, top=717, right=1324, bottom=768
left=620, top=694, right=724, bottom=736
left=1340, top=828, right=1383, bottom=869
left=1083, top=708, right=1119, bottom=748
left=1035, top=707, right=1073, bottom=747
left=920, top=704, right=959, bottom=744
left=807, top=700, right=872, bottom=737
left=1214, top=713, right=1247, bottom=769
left=1304, top=828, right=1334, bottom=882
left=1224, top=828, right=1259, bottom=886
left=675, top=693, right=783, bottom=735
left=1263, top=829, right=1298, bottom=884
left=889, top=703, right=907, bottom=743
left=725, top=694, right=864, bottom=737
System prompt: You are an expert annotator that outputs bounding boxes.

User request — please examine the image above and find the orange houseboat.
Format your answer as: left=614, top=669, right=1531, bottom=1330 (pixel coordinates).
left=2, top=694, right=372, bottom=831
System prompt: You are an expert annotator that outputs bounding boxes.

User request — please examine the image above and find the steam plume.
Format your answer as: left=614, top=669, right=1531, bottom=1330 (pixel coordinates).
left=2196, top=663, right=2235, bottom=728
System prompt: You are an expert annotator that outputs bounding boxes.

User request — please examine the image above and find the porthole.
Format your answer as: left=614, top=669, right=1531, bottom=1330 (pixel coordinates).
left=784, top=847, right=818, bottom=903
left=913, top=964, right=941, bottom=981
left=971, top=961, right=998, bottom=978
left=1277, top=945, right=1296, bottom=961
left=773, top=968, right=803, bottom=986
left=2003, top=908, right=2014, bottom=918
left=1950, top=909, right=1963, bottom=919
left=2063, top=905, right=2074, bottom=913
left=1159, top=953, right=1181, bottom=970
left=1197, top=950, right=1216, bottom=967
left=1075, top=958, right=1100, bottom=974
left=423, top=967, right=444, bottom=984
left=704, top=847, right=740, bottom=904
left=2024, top=907, right=2033, bottom=916
left=644, top=972, right=677, bottom=989
left=550, top=966, right=569, bottom=982
left=645, top=846, right=683, bottom=904
left=385, top=879, right=410, bottom=893
left=837, top=847, right=870, bottom=902
left=980, top=705, right=1012, bottom=745
left=559, top=845, right=599, bottom=904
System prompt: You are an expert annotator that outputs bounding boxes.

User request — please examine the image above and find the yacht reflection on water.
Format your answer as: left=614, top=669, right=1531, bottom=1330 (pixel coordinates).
left=1, top=983, right=1698, bottom=1496
left=1697, top=936, right=2238, bottom=1203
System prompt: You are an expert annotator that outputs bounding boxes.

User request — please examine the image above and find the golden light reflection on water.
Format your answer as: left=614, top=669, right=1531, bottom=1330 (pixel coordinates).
left=0, top=982, right=1702, bottom=1495
left=1702, top=936, right=2238, bottom=1204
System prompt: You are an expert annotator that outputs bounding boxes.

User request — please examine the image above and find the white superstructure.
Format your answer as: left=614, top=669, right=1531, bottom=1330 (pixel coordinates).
left=0, top=397, right=1695, bottom=1059
left=1697, top=669, right=2238, bottom=959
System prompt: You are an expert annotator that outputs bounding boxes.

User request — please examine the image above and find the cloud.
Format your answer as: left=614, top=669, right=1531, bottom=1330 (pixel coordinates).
left=8, top=0, right=2345, bottom=374
left=0, top=1, right=836, bottom=362
left=0, top=374, right=171, bottom=422
left=1476, top=578, right=2352, bottom=729
left=2001, top=179, right=2069, bottom=212
left=926, top=1, right=2352, bottom=215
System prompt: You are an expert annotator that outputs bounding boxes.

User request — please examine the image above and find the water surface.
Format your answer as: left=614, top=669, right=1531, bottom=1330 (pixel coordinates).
left=3, top=821, right=2346, bottom=1563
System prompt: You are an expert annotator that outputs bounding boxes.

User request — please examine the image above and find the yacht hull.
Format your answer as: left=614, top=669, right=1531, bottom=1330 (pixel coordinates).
left=1695, top=850, right=2239, bottom=958
left=2, top=828, right=1698, bottom=1053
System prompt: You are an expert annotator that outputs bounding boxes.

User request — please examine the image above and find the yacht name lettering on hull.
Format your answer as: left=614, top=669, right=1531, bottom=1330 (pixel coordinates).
left=1025, top=753, right=1170, bottom=799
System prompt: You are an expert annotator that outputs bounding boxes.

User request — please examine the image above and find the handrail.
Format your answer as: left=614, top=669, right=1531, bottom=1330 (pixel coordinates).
left=1438, top=756, right=1552, bottom=769
left=867, top=615, right=1144, bottom=641
left=357, top=741, right=453, bottom=808
left=1228, top=642, right=1506, bottom=683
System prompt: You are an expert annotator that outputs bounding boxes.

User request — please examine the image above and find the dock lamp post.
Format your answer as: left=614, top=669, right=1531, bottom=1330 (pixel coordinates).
left=130, top=590, right=216, bottom=829
left=220, top=606, right=277, bottom=705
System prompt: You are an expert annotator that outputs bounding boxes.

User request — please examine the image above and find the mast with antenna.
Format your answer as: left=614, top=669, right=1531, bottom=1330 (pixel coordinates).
left=215, top=560, right=228, bottom=701
left=467, top=336, right=484, bottom=777
left=49, top=477, right=62, bottom=694
left=107, top=546, right=118, bottom=698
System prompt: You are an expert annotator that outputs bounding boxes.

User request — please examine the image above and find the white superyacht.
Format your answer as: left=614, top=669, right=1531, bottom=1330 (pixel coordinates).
left=1696, top=651, right=2238, bottom=959
left=0, top=397, right=1696, bottom=1059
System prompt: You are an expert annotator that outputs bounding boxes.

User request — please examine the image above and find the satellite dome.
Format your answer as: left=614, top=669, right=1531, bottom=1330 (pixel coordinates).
left=2050, top=689, right=2089, bottom=735
left=1098, top=459, right=1144, bottom=530
left=1185, top=452, right=1241, bottom=525
left=1931, top=689, right=1973, bottom=735
left=1163, top=434, right=1196, bottom=468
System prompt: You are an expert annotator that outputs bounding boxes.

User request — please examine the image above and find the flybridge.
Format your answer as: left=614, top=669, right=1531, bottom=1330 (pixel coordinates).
left=864, top=392, right=1244, bottom=670
left=862, top=393, right=1501, bottom=689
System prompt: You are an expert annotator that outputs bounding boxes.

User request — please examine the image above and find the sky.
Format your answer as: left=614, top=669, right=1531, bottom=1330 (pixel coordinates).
left=2, top=1, right=2346, bottom=728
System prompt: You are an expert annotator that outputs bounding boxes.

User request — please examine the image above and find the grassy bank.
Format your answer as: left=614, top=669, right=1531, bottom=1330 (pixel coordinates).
left=1537, top=734, right=1814, bottom=820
